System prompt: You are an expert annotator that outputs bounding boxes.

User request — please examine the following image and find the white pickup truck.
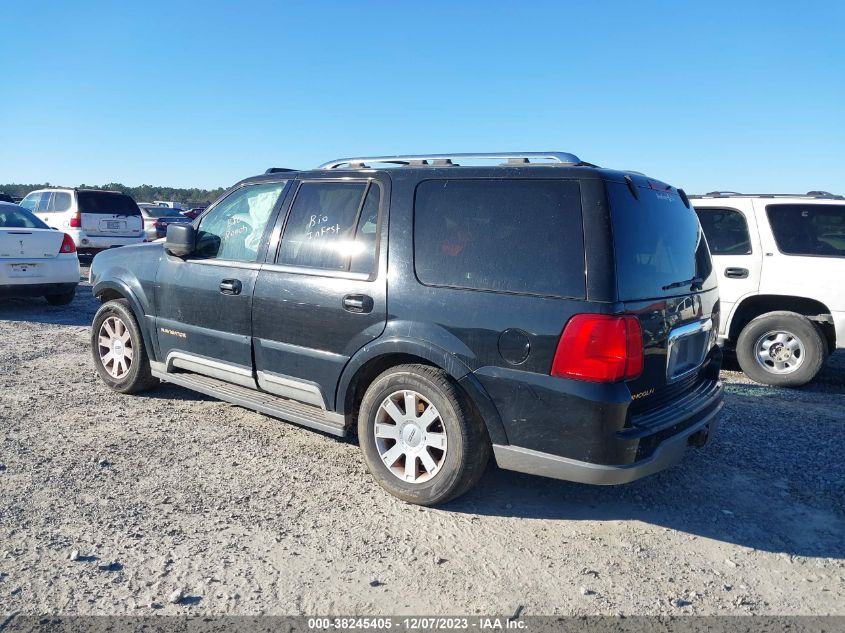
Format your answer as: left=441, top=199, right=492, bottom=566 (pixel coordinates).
left=691, top=192, right=845, bottom=386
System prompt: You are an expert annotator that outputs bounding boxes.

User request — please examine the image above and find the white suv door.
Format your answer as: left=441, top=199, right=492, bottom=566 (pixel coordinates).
left=694, top=201, right=763, bottom=338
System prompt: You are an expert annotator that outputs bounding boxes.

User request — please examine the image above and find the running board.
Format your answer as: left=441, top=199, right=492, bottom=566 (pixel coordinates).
left=152, top=369, right=347, bottom=436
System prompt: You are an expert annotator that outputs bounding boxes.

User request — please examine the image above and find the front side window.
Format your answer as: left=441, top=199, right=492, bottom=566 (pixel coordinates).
left=695, top=207, right=752, bottom=255
left=766, top=204, right=845, bottom=257
left=414, top=179, right=585, bottom=298
left=277, top=181, right=381, bottom=273
left=19, top=192, right=42, bottom=211
left=195, top=182, right=287, bottom=262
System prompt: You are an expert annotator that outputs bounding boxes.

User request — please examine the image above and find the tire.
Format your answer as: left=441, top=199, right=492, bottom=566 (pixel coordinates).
left=45, top=289, right=76, bottom=306
left=358, top=364, right=491, bottom=506
left=91, top=299, right=159, bottom=394
left=736, top=311, right=825, bottom=387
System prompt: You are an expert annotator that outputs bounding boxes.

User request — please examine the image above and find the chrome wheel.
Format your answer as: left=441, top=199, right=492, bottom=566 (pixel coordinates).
left=374, top=390, right=448, bottom=484
left=98, top=316, right=134, bottom=379
left=754, top=330, right=805, bottom=375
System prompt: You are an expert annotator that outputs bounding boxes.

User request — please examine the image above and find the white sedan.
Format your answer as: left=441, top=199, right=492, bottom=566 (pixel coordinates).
left=0, top=202, right=80, bottom=305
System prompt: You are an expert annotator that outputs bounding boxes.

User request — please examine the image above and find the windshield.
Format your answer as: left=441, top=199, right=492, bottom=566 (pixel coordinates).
left=608, top=182, right=715, bottom=300
left=77, top=191, right=141, bottom=216
left=0, top=204, right=50, bottom=229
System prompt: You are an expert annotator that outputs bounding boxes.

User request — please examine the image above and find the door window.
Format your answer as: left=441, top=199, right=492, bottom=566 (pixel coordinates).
left=278, top=181, right=381, bottom=273
left=695, top=207, right=752, bottom=255
left=766, top=204, right=845, bottom=257
left=48, top=191, right=72, bottom=213
left=195, top=182, right=287, bottom=262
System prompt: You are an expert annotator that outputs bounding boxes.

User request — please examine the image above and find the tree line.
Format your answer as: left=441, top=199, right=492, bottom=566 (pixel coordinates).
left=0, top=183, right=226, bottom=206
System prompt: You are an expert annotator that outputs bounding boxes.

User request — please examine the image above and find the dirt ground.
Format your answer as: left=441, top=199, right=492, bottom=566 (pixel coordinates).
left=1, top=265, right=843, bottom=616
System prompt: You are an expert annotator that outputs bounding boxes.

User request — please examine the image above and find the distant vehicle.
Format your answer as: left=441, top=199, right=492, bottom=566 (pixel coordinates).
left=137, top=203, right=191, bottom=241
left=153, top=200, right=183, bottom=211
left=19, top=188, right=145, bottom=255
left=0, top=202, right=79, bottom=305
left=89, top=152, right=723, bottom=505
left=0, top=193, right=14, bottom=203
left=182, top=207, right=206, bottom=220
left=692, top=191, right=845, bottom=386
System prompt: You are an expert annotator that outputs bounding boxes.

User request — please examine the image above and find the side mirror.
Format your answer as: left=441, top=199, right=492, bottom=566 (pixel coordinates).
left=165, top=223, right=196, bottom=257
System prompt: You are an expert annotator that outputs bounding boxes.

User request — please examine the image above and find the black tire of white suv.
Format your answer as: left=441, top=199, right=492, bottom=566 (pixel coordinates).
left=358, top=364, right=491, bottom=506
left=736, top=311, right=825, bottom=387
left=91, top=299, right=159, bottom=394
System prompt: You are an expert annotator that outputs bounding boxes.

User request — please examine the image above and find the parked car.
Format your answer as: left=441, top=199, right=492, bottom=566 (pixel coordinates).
left=137, top=203, right=192, bottom=241
left=183, top=207, right=206, bottom=220
left=89, top=152, right=723, bottom=505
left=692, top=191, right=845, bottom=386
left=0, top=192, right=14, bottom=203
left=0, top=202, right=79, bottom=305
left=19, top=188, right=145, bottom=255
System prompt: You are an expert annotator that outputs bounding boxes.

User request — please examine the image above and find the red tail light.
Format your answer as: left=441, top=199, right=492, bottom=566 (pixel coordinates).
left=69, top=213, right=82, bottom=228
left=59, top=233, right=77, bottom=254
left=551, top=314, right=643, bottom=382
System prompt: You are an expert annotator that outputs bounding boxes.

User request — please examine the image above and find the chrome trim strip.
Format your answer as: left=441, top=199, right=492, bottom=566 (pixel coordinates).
left=256, top=370, right=326, bottom=409
left=666, top=318, right=714, bottom=383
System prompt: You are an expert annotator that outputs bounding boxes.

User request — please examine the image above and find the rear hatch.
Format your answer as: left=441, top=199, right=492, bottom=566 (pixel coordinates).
left=77, top=191, right=144, bottom=238
left=607, top=179, right=719, bottom=416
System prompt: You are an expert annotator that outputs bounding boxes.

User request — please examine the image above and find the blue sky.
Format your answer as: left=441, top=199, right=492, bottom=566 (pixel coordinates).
left=1, top=1, right=843, bottom=193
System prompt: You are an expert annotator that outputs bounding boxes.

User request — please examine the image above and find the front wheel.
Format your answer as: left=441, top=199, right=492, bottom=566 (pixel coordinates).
left=358, top=364, right=491, bottom=506
left=91, top=299, right=159, bottom=393
left=736, top=311, right=825, bottom=387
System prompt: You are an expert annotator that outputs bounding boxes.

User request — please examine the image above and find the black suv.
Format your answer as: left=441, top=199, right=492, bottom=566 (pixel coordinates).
left=89, top=152, right=723, bottom=505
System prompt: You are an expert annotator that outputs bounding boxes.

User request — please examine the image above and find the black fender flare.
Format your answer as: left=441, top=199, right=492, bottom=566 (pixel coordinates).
left=335, top=337, right=509, bottom=445
left=91, top=279, right=159, bottom=362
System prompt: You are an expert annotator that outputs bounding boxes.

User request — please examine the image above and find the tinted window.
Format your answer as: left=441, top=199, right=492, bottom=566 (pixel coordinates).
left=766, top=204, right=845, bottom=257
left=695, top=207, right=752, bottom=255
left=195, top=182, right=287, bottom=262
left=609, top=183, right=714, bottom=300
left=77, top=191, right=141, bottom=216
left=48, top=191, right=72, bottom=213
left=0, top=204, right=50, bottom=229
left=278, top=181, right=380, bottom=272
left=414, top=179, right=585, bottom=298
left=142, top=207, right=184, bottom=218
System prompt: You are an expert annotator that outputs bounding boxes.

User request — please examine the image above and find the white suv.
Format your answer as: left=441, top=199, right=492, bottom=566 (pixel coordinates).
left=19, top=188, right=145, bottom=254
left=692, top=192, right=845, bottom=386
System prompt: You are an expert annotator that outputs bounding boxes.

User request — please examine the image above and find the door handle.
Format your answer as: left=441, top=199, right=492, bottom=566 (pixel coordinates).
left=219, top=279, right=242, bottom=295
left=724, top=267, right=749, bottom=279
left=342, top=294, right=373, bottom=314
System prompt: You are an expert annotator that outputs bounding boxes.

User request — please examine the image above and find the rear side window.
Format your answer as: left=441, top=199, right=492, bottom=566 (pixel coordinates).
left=414, top=179, right=585, bottom=298
left=695, top=207, right=752, bottom=255
left=609, top=183, right=714, bottom=300
left=48, top=191, right=72, bottom=213
left=278, top=181, right=381, bottom=274
left=766, top=204, right=845, bottom=257
left=77, top=191, right=141, bottom=216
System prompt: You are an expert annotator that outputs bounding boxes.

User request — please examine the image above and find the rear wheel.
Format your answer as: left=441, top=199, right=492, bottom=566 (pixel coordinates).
left=91, top=299, right=159, bottom=393
left=358, top=364, right=490, bottom=506
left=45, top=289, right=76, bottom=306
left=736, top=311, right=825, bottom=387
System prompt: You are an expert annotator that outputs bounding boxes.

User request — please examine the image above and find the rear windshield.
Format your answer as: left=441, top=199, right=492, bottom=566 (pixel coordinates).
left=414, top=179, right=585, bottom=298
left=609, top=182, right=714, bottom=300
left=143, top=207, right=184, bottom=218
left=766, top=203, right=845, bottom=257
left=0, top=204, right=50, bottom=229
left=77, top=191, right=141, bottom=216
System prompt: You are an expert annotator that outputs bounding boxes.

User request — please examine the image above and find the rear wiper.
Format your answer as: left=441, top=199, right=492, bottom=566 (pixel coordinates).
left=662, top=276, right=703, bottom=291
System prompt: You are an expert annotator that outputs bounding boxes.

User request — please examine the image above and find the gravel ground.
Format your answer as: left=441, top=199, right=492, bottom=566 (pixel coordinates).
left=1, top=265, right=843, bottom=616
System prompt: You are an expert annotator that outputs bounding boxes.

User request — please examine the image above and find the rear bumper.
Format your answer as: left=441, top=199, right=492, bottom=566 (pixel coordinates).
left=0, top=281, right=77, bottom=298
left=494, top=395, right=722, bottom=484
left=67, top=229, right=145, bottom=249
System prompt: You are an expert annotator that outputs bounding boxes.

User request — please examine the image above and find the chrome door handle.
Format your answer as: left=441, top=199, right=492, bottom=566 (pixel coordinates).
left=724, top=267, right=749, bottom=279
left=343, top=294, right=373, bottom=313
left=219, top=279, right=242, bottom=295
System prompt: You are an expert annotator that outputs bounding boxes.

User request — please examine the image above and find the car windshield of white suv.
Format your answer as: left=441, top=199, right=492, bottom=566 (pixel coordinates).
left=767, top=204, right=845, bottom=257
left=0, top=204, right=50, bottom=229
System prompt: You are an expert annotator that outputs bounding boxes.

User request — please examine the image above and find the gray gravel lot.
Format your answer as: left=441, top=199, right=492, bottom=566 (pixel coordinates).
left=1, top=265, right=843, bottom=616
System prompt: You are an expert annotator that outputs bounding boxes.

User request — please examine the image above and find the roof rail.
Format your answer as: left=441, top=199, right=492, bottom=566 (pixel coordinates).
left=690, top=191, right=845, bottom=200
left=265, top=167, right=296, bottom=174
left=318, top=152, right=582, bottom=169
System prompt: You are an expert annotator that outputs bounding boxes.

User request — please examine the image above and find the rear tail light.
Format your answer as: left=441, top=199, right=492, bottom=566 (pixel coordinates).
left=60, top=233, right=77, bottom=254
left=69, top=213, right=82, bottom=228
left=551, top=314, right=643, bottom=382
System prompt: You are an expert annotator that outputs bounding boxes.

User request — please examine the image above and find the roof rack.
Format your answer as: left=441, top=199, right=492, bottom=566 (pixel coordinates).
left=318, top=152, right=582, bottom=169
left=265, top=167, right=297, bottom=174
left=690, top=191, right=845, bottom=200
